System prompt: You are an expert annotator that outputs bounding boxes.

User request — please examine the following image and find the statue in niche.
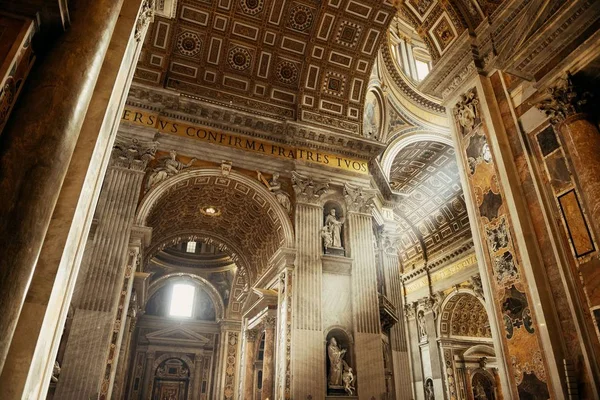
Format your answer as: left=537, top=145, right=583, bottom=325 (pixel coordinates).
left=322, top=206, right=345, bottom=255
left=418, top=311, right=427, bottom=341
left=474, top=381, right=489, bottom=400
left=327, top=337, right=349, bottom=388
left=424, top=379, right=435, bottom=400
left=146, top=150, right=196, bottom=190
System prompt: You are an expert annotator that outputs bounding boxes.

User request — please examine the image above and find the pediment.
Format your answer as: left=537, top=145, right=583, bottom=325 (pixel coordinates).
left=146, top=326, right=212, bottom=346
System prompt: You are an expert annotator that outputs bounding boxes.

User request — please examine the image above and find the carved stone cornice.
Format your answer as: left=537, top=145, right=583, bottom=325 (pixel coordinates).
left=344, top=183, right=376, bottom=214
left=291, top=171, right=330, bottom=205
left=111, top=137, right=157, bottom=171
left=536, top=72, right=590, bottom=124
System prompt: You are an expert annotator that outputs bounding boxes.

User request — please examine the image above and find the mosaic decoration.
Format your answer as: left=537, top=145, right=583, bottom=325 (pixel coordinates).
left=453, top=87, right=551, bottom=397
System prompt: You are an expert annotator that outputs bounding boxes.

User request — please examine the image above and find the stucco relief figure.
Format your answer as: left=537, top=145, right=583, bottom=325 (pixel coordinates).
left=51, top=361, right=61, bottom=383
left=147, top=150, right=196, bottom=190
left=268, top=172, right=291, bottom=213
left=323, top=208, right=344, bottom=252
left=327, top=337, right=347, bottom=388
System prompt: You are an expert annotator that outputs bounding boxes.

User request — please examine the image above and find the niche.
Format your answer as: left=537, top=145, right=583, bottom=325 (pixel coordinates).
left=152, top=358, right=190, bottom=400
left=325, top=328, right=355, bottom=396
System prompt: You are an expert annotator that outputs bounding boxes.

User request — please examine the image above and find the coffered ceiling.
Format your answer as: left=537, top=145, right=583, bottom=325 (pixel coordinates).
left=134, top=0, right=396, bottom=136
left=390, top=140, right=471, bottom=264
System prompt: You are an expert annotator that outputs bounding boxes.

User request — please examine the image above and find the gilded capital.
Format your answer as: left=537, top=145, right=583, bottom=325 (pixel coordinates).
left=536, top=72, right=590, bottom=124
left=343, top=183, right=376, bottom=213
left=291, top=171, right=330, bottom=204
left=111, top=137, right=158, bottom=171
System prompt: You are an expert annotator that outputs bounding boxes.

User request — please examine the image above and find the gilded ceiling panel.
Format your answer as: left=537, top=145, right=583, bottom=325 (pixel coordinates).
left=134, top=0, right=396, bottom=136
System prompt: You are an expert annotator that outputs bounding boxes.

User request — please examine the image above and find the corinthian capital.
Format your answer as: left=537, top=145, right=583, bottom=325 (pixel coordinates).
left=291, top=171, right=330, bottom=204
left=344, top=183, right=376, bottom=213
left=536, top=72, right=590, bottom=124
left=112, top=137, right=158, bottom=171
left=135, top=0, right=156, bottom=42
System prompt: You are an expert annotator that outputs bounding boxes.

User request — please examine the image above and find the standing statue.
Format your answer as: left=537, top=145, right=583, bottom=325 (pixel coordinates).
left=418, top=311, right=427, bottom=341
left=425, top=379, right=435, bottom=400
left=146, top=150, right=196, bottom=190
left=327, top=337, right=347, bottom=388
left=342, top=367, right=355, bottom=395
left=474, top=381, right=489, bottom=400
left=323, top=208, right=345, bottom=249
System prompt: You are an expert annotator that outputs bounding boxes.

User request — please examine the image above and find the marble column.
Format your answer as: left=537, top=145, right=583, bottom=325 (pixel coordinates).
left=262, top=317, right=276, bottom=400
left=537, top=74, right=600, bottom=239
left=0, top=0, right=128, bottom=372
left=291, top=171, right=329, bottom=399
left=381, top=234, right=413, bottom=400
left=111, top=300, right=138, bottom=400
left=54, top=138, right=155, bottom=400
left=242, top=329, right=258, bottom=400
left=0, top=0, right=151, bottom=396
left=344, top=183, right=387, bottom=398
left=405, top=303, right=423, bottom=400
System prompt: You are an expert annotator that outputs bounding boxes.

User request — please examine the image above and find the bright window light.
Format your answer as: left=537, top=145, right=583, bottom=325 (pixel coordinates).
left=415, top=60, right=430, bottom=81
left=169, top=284, right=195, bottom=317
left=186, top=241, right=197, bottom=253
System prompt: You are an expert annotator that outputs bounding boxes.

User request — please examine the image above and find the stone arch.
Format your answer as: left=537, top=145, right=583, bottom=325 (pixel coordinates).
left=439, top=291, right=492, bottom=339
left=147, top=272, right=226, bottom=321
left=381, top=131, right=454, bottom=179
left=136, top=168, right=295, bottom=286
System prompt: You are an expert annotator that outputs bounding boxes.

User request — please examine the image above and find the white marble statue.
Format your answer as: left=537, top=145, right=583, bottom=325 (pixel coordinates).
left=327, top=337, right=347, bottom=388
left=268, top=172, right=291, bottom=213
left=418, top=311, right=427, bottom=340
left=323, top=208, right=344, bottom=249
left=342, top=367, right=355, bottom=395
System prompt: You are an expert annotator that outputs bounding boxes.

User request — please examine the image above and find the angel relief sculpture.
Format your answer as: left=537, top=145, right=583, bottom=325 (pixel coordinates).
left=146, top=150, right=196, bottom=191
left=322, top=206, right=345, bottom=255
left=257, top=171, right=292, bottom=214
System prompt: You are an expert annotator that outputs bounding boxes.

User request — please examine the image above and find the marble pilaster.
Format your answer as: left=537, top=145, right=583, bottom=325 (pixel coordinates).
left=421, top=297, right=444, bottom=399
left=192, top=353, right=204, bottom=400
left=262, top=316, right=276, bottom=400
left=141, top=351, right=156, bottom=400
left=276, top=267, right=293, bottom=400
left=54, top=138, right=154, bottom=400
left=0, top=0, right=127, bottom=373
left=381, top=235, right=413, bottom=400
left=291, top=171, right=329, bottom=399
left=404, top=303, right=423, bottom=400
left=242, top=329, right=258, bottom=400
left=344, top=183, right=387, bottom=398
left=0, top=0, right=150, bottom=397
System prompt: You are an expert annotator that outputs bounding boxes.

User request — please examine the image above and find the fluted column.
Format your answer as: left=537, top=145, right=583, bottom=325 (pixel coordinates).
left=262, top=317, right=276, bottom=400
left=344, top=183, right=386, bottom=397
left=404, top=303, right=423, bottom=398
left=537, top=73, right=600, bottom=240
left=242, top=329, right=258, bottom=400
left=0, top=0, right=128, bottom=372
left=381, top=234, right=413, bottom=400
left=54, top=138, right=156, bottom=400
left=291, top=171, right=330, bottom=399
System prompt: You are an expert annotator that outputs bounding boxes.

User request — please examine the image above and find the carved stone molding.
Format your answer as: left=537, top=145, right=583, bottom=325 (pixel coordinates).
left=111, top=137, right=157, bottom=171
left=536, top=72, right=590, bottom=124
left=418, top=293, right=442, bottom=320
left=380, top=233, right=403, bottom=256
left=291, top=171, right=330, bottom=205
left=134, top=0, right=155, bottom=42
left=404, top=301, right=416, bottom=320
left=454, top=88, right=480, bottom=133
left=343, top=183, right=376, bottom=214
